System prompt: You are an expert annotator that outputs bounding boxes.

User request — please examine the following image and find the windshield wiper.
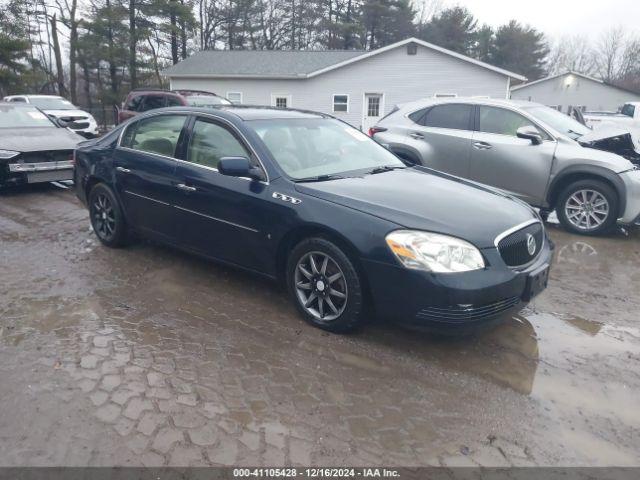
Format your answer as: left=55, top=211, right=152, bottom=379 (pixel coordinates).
left=367, top=165, right=406, bottom=175
left=294, top=173, right=345, bottom=183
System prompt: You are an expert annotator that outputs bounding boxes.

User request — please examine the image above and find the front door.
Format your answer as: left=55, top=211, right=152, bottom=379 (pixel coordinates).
left=172, top=116, right=272, bottom=272
left=114, top=114, right=187, bottom=240
left=363, top=93, right=383, bottom=132
left=469, top=105, right=556, bottom=205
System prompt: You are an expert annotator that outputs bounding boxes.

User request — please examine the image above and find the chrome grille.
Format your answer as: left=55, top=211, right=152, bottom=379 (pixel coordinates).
left=497, top=221, right=544, bottom=267
left=416, top=296, right=521, bottom=323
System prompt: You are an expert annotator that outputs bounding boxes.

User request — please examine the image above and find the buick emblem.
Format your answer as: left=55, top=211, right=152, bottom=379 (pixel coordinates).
left=526, top=234, right=536, bottom=256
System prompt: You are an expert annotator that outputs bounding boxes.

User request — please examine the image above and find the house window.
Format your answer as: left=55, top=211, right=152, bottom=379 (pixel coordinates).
left=333, top=94, right=349, bottom=112
left=367, top=96, right=381, bottom=117
left=271, top=94, right=291, bottom=108
left=407, top=43, right=417, bottom=55
left=227, top=92, right=242, bottom=104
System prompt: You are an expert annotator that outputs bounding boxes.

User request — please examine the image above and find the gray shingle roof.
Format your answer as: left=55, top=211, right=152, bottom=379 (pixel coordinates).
left=163, top=50, right=365, bottom=77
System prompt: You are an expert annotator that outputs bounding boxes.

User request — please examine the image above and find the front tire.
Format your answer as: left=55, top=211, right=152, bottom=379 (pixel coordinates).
left=88, top=183, right=129, bottom=247
left=556, top=179, right=618, bottom=235
left=287, top=237, right=365, bottom=333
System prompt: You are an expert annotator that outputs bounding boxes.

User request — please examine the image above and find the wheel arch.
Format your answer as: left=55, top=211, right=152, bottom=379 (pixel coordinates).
left=275, top=224, right=372, bottom=300
left=547, top=166, right=626, bottom=215
left=389, top=145, right=422, bottom=166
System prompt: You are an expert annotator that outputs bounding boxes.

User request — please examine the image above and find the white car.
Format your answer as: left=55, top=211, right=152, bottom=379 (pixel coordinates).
left=584, top=102, right=640, bottom=131
left=2, top=94, right=99, bottom=138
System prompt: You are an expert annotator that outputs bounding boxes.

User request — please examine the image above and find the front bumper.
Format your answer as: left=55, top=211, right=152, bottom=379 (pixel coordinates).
left=619, top=169, right=640, bottom=224
left=3, top=160, right=74, bottom=186
left=362, top=238, right=553, bottom=333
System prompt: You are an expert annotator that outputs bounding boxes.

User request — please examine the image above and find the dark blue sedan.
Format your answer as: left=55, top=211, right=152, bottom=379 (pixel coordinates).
left=75, top=106, right=553, bottom=334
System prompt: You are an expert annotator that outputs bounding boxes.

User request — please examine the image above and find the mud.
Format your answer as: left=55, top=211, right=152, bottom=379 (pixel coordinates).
left=1, top=183, right=639, bottom=466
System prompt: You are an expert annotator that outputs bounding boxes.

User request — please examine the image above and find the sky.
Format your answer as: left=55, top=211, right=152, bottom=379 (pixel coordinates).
left=434, top=0, right=640, bottom=39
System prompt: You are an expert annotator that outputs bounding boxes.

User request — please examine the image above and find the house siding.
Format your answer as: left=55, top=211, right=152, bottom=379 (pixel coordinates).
left=169, top=44, right=509, bottom=129
left=511, top=73, right=640, bottom=112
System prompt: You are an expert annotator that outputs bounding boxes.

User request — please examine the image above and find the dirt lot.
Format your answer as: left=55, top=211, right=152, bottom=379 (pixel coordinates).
left=1, top=183, right=639, bottom=467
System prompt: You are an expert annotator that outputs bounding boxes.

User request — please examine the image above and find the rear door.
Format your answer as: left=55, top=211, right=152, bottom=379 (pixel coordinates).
left=469, top=105, right=556, bottom=204
left=114, top=114, right=187, bottom=240
left=405, top=103, right=474, bottom=177
left=172, top=115, right=272, bottom=272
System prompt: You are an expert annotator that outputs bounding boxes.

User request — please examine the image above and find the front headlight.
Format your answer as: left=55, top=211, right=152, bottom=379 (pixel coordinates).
left=0, top=150, right=19, bottom=159
left=386, top=230, right=485, bottom=273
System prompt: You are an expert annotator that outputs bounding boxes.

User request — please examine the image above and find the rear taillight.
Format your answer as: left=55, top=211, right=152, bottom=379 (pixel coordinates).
left=368, top=126, right=387, bottom=137
left=70, top=151, right=76, bottom=165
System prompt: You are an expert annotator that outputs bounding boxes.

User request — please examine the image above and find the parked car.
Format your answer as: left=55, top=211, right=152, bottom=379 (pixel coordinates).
left=117, top=88, right=232, bottom=124
left=75, top=105, right=552, bottom=335
left=372, top=98, right=640, bottom=235
left=584, top=102, right=640, bottom=130
left=3, top=94, right=99, bottom=138
left=0, top=102, right=81, bottom=187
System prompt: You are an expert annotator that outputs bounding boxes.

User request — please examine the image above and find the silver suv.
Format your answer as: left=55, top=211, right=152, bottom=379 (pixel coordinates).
left=373, top=98, right=640, bottom=235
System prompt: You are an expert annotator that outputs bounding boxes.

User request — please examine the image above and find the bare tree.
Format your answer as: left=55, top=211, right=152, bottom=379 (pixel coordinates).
left=546, top=35, right=597, bottom=76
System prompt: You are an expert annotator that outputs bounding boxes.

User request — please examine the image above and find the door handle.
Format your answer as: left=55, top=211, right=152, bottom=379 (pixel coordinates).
left=409, top=132, right=424, bottom=139
left=473, top=141, right=492, bottom=150
left=176, top=183, right=197, bottom=192
left=116, top=166, right=131, bottom=173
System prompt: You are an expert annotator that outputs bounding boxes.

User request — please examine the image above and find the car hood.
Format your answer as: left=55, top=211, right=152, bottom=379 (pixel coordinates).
left=0, top=127, right=82, bottom=152
left=578, top=126, right=640, bottom=163
left=42, top=109, right=93, bottom=119
left=294, top=167, right=538, bottom=249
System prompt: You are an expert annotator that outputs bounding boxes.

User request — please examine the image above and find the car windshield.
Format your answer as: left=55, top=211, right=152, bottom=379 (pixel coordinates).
left=248, top=118, right=405, bottom=180
left=523, top=105, right=591, bottom=140
left=0, top=105, right=56, bottom=128
left=185, top=95, right=232, bottom=107
left=28, top=96, right=76, bottom=110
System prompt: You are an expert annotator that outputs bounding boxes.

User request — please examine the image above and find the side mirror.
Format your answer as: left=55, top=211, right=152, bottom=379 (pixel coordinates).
left=218, top=156, right=266, bottom=182
left=516, top=126, right=543, bottom=145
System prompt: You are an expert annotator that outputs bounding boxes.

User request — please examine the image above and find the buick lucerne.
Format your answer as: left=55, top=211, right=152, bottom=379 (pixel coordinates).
left=75, top=106, right=553, bottom=334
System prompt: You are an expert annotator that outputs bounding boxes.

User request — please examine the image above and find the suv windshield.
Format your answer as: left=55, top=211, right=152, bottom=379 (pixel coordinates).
left=27, top=97, right=76, bottom=110
left=523, top=105, right=591, bottom=140
left=248, top=118, right=405, bottom=180
left=0, top=105, right=56, bottom=128
left=185, top=95, right=232, bottom=107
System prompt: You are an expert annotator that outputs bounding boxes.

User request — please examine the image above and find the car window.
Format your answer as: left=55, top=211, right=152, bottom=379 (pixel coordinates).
left=408, top=108, right=428, bottom=124
left=125, top=95, right=143, bottom=112
left=422, top=104, right=472, bottom=130
left=248, top=118, right=404, bottom=179
left=0, top=105, right=56, bottom=128
left=166, top=96, right=183, bottom=107
left=10, top=97, right=27, bottom=103
left=141, top=95, right=166, bottom=112
left=479, top=106, right=544, bottom=137
left=621, top=104, right=635, bottom=118
left=187, top=119, right=250, bottom=169
left=122, top=114, right=186, bottom=157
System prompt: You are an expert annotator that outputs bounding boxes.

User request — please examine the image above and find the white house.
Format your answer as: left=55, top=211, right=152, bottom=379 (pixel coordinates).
left=163, top=37, right=525, bottom=132
left=511, top=71, right=640, bottom=113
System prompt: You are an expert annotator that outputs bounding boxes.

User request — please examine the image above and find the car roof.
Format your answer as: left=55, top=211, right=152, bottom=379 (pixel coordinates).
left=397, top=97, right=545, bottom=111
left=6, top=94, right=65, bottom=99
left=160, top=105, right=327, bottom=121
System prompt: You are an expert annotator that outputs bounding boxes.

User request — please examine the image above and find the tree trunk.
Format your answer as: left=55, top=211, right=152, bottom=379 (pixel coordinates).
left=170, top=0, right=179, bottom=64
left=129, top=0, right=137, bottom=89
left=50, top=14, right=66, bottom=96
left=68, top=0, right=79, bottom=104
left=180, top=0, right=187, bottom=59
left=105, top=0, right=118, bottom=97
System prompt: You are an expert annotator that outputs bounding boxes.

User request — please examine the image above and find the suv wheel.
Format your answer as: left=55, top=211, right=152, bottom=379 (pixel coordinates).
left=287, top=238, right=364, bottom=333
left=89, top=183, right=129, bottom=247
left=556, top=179, right=618, bottom=235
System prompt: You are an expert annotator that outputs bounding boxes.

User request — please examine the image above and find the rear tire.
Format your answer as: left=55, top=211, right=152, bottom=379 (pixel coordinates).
left=556, top=179, right=618, bottom=235
left=88, top=183, right=129, bottom=247
left=287, top=237, right=365, bottom=333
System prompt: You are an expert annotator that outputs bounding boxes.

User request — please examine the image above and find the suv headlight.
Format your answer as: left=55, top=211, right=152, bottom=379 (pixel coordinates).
left=0, top=150, right=19, bottom=159
left=386, top=230, right=485, bottom=273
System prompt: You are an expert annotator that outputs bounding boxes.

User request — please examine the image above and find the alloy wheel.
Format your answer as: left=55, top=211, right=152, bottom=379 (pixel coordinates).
left=91, top=193, right=117, bottom=240
left=564, top=189, right=609, bottom=231
left=294, top=251, right=348, bottom=322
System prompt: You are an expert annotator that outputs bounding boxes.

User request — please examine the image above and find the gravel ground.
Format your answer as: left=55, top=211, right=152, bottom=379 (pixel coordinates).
left=1, top=183, right=639, bottom=467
